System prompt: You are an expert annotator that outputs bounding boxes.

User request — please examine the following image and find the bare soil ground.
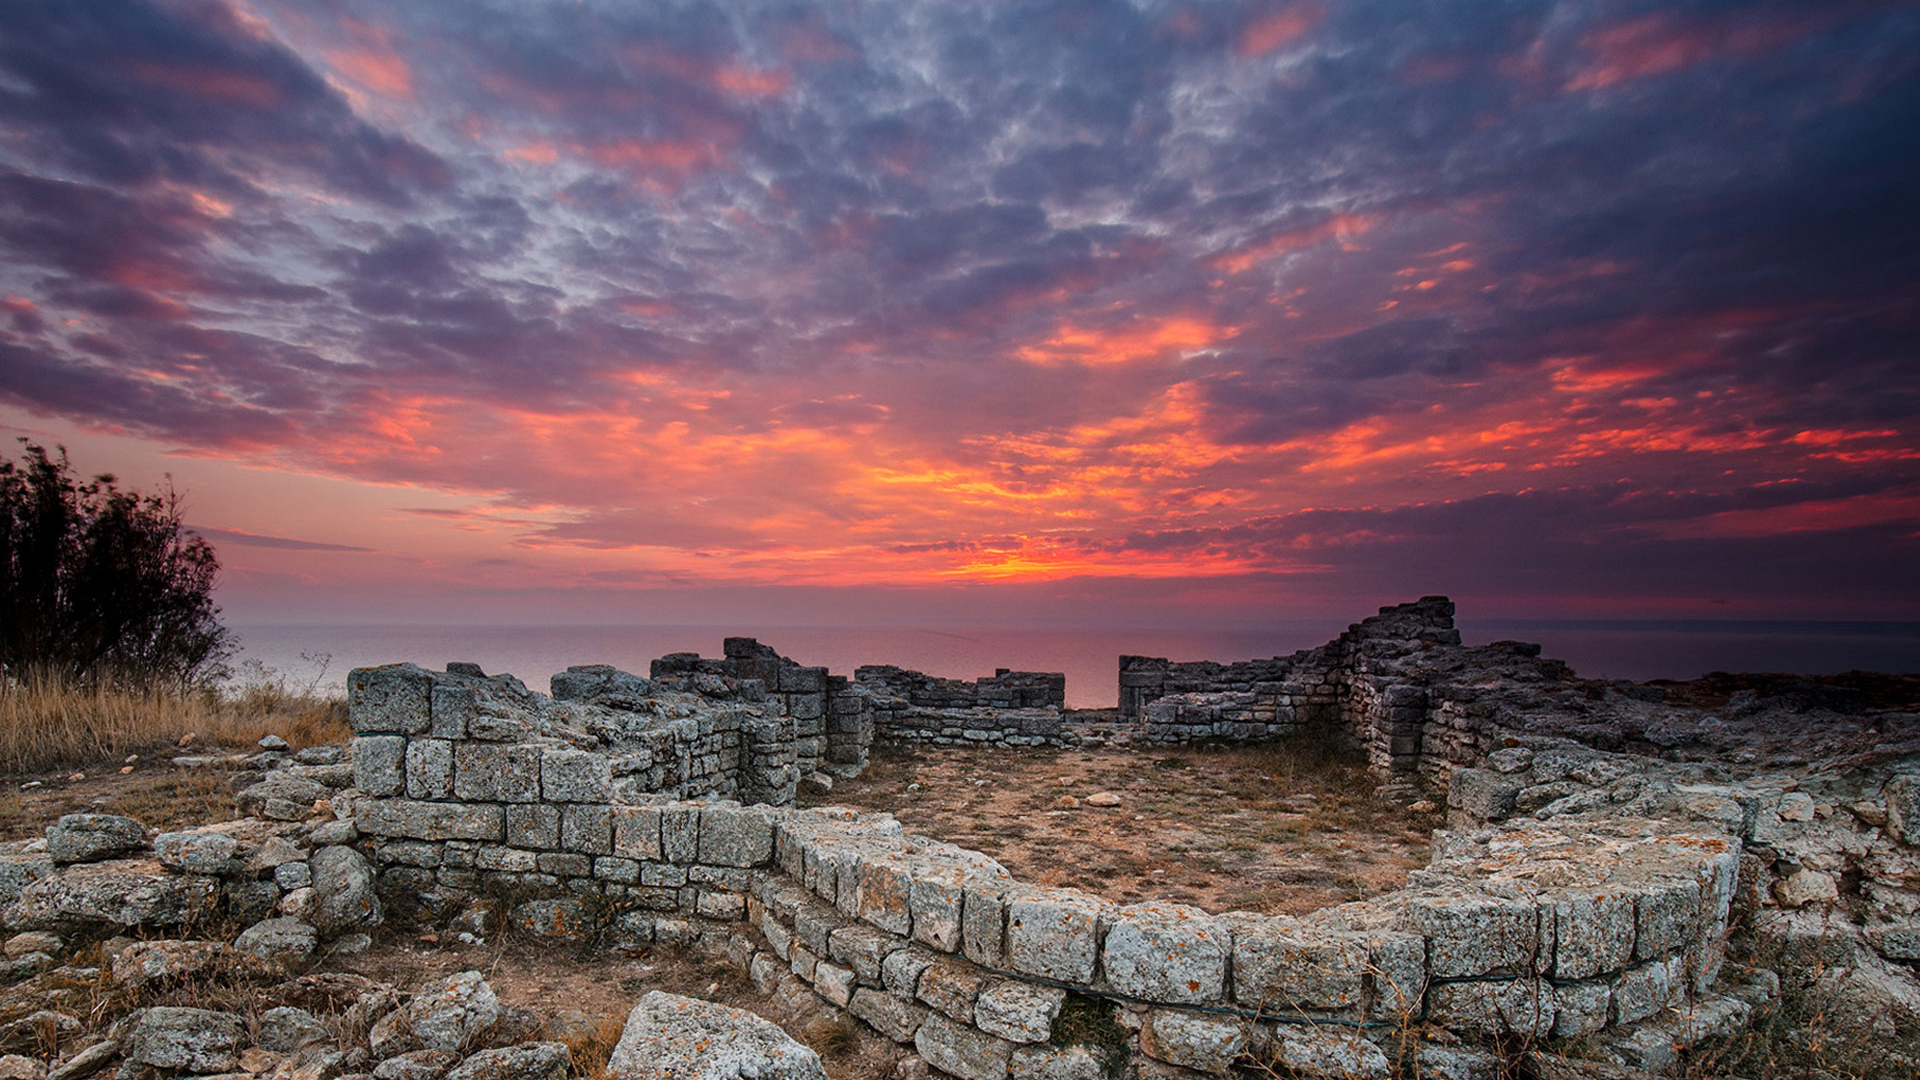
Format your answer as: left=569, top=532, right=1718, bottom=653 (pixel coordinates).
left=809, top=739, right=1441, bottom=915
left=0, top=759, right=245, bottom=842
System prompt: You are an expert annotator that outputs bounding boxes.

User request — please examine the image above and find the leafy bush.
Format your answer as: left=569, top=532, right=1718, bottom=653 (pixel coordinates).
left=0, top=441, right=232, bottom=689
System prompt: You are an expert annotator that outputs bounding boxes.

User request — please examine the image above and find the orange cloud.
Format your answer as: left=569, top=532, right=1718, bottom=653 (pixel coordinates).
left=126, top=62, right=284, bottom=107
left=1566, top=11, right=1831, bottom=92
left=1211, top=213, right=1378, bottom=274
left=1236, top=3, right=1324, bottom=56
left=1014, top=316, right=1236, bottom=366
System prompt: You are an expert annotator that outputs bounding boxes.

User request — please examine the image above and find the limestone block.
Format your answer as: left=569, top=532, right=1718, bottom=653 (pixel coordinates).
left=662, top=806, right=701, bottom=864
left=1552, top=981, right=1611, bottom=1038
left=815, top=961, right=855, bottom=1006
left=907, top=867, right=973, bottom=951
left=1634, top=879, right=1704, bottom=961
left=828, top=922, right=898, bottom=982
left=476, top=846, right=538, bottom=873
left=123, top=1007, right=244, bottom=1073
left=1103, top=901, right=1228, bottom=1005
left=1775, top=869, right=1840, bottom=908
left=537, top=853, right=592, bottom=877
left=962, top=880, right=1010, bottom=967
left=405, top=739, right=455, bottom=800
left=1140, top=1010, right=1244, bottom=1074
left=695, top=890, right=745, bottom=921
left=454, top=743, right=542, bottom=803
left=883, top=945, right=938, bottom=998
left=152, top=830, right=237, bottom=874
left=1549, top=888, right=1636, bottom=980
left=1267, top=1029, right=1389, bottom=1080
left=613, top=806, right=663, bottom=861
left=699, top=806, right=774, bottom=868
left=1006, top=888, right=1110, bottom=983
left=849, top=987, right=928, bottom=1043
left=562, top=805, right=613, bottom=856
left=1394, top=889, right=1547, bottom=977
left=47, top=814, right=147, bottom=864
left=5, top=859, right=217, bottom=929
left=0, top=855, right=53, bottom=909
left=430, top=681, right=475, bottom=739
left=974, top=981, right=1064, bottom=1044
left=350, top=664, right=432, bottom=734
left=915, top=1013, right=1013, bottom=1080
left=353, top=736, right=407, bottom=798
left=858, top=854, right=915, bottom=936
left=542, top=748, right=612, bottom=803
left=507, top=804, right=561, bottom=849
left=1447, top=770, right=1521, bottom=822
left=595, top=857, right=640, bottom=884
left=918, top=958, right=984, bottom=1022
left=1228, top=917, right=1365, bottom=1015
left=1426, top=978, right=1554, bottom=1037
left=1010, top=1044, right=1109, bottom=1080
left=359, top=799, right=504, bottom=842
left=1365, top=931, right=1427, bottom=1021
left=1612, top=956, right=1678, bottom=1025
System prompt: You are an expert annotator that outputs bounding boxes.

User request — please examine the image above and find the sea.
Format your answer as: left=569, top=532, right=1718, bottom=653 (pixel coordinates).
left=227, top=620, right=1920, bottom=710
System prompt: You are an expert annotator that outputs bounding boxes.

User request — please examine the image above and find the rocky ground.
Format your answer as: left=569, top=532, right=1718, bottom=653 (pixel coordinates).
left=811, top=740, right=1439, bottom=915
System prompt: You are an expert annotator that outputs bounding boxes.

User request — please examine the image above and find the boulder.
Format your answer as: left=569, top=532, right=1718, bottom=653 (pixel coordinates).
left=5, top=859, right=218, bottom=929
left=310, top=846, right=381, bottom=933
left=236, top=917, right=320, bottom=961
left=111, top=939, right=268, bottom=990
left=0, top=1054, right=42, bottom=1080
left=403, top=971, right=501, bottom=1054
left=258, top=1007, right=329, bottom=1053
left=122, top=1007, right=245, bottom=1074
left=43, top=1041, right=116, bottom=1080
left=45, top=815, right=145, bottom=864
left=605, top=991, right=826, bottom=1080
left=372, top=1050, right=460, bottom=1080
left=238, top=776, right=327, bottom=821
left=154, top=830, right=239, bottom=874
left=444, top=1043, right=569, bottom=1080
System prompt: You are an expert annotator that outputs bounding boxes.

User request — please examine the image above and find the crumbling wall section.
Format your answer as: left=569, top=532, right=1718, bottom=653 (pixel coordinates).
left=653, top=638, right=873, bottom=776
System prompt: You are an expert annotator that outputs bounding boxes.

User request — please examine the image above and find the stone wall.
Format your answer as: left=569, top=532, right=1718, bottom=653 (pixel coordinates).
left=653, top=638, right=873, bottom=776
left=855, top=666, right=1065, bottom=711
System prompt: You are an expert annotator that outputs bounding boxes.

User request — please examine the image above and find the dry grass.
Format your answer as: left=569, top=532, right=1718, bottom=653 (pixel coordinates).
left=0, top=669, right=347, bottom=774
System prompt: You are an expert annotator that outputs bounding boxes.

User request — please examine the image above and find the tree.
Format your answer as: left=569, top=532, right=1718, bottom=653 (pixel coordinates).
left=0, top=441, right=233, bottom=689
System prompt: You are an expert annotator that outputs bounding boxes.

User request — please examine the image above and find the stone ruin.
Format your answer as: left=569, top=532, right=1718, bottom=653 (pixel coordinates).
left=3, top=596, right=1918, bottom=1079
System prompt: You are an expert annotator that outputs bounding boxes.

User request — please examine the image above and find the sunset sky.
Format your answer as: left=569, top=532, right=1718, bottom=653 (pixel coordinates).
left=1, top=0, right=1916, bottom=630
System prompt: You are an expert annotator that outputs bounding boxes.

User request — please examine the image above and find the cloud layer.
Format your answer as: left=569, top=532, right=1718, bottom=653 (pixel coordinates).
left=1, top=0, right=1916, bottom=621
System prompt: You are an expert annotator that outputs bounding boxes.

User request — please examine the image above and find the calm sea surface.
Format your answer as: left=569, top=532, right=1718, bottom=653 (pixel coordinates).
left=229, top=620, right=1920, bottom=710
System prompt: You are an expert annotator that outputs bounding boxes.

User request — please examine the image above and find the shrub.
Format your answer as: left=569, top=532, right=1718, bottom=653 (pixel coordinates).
left=0, top=441, right=233, bottom=689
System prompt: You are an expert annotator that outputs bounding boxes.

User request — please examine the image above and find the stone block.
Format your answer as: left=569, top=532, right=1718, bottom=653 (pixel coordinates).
left=815, top=960, right=855, bottom=1006
left=696, top=890, right=746, bottom=920
left=405, top=739, right=455, bottom=800
left=562, top=805, right=613, bottom=856
left=662, top=805, right=700, bottom=864
left=1365, top=931, right=1427, bottom=1021
left=1395, top=889, right=1547, bottom=977
left=429, top=681, right=476, bottom=739
left=1140, top=1010, right=1244, bottom=1074
left=829, top=922, right=899, bottom=982
left=476, top=846, right=539, bottom=872
left=909, top=867, right=973, bottom=951
left=507, top=804, right=560, bottom=849
left=1268, top=1029, right=1390, bottom=1080
left=1229, top=917, right=1365, bottom=1015
left=1006, top=888, right=1109, bottom=983
left=595, top=857, right=640, bottom=884
left=454, top=743, right=542, bottom=803
left=1612, top=956, right=1678, bottom=1025
left=915, top=1013, right=1013, bottom=1080
left=918, top=959, right=985, bottom=1021
left=349, top=664, right=432, bottom=734
left=974, top=981, right=1064, bottom=1044
left=883, top=946, right=937, bottom=998
left=612, top=806, right=663, bottom=861
left=537, top=852, right=592, bottom=877
left=849, top=987, right=927, bottom=1043
left=358, top=799, right=504, bottom=842
left=353, top=736, right=407, bottom=798
left=1010, top=1044, right=1110, bottom=1080
left=962, top=881, right=1011, bottom=967
left=1426, top=978, right=1554, bottom=1037
left=1103, top=901, right=1228, bottom=1005
left=1635, top=879, right=1704, bottom=960
left=1550, top=887, right=1637, bottom=980
left=858, top=855, right=915, bottom=936
left=699, top=805, right=774, bottom=868
left=1886, top=775, right=1920, bottom=844
left=153, top=830, right=237, bottom=874
left=541, top=748, right=612, bottom=803
left=1553, top=981, right=1611, bottom=1038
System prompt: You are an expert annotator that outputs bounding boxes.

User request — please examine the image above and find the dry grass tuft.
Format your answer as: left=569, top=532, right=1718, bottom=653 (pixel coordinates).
left=0, top=670, right=346, bottom=774
left=560, top=1014, right=628, bottom=1080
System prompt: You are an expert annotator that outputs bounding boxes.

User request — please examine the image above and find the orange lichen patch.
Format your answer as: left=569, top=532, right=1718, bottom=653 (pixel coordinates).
left=1014, top=316, right=1235, bottom=366
left=1236, top=3, right=1324, bottom=56
left=1210, top=213, right=1378, bottom=274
